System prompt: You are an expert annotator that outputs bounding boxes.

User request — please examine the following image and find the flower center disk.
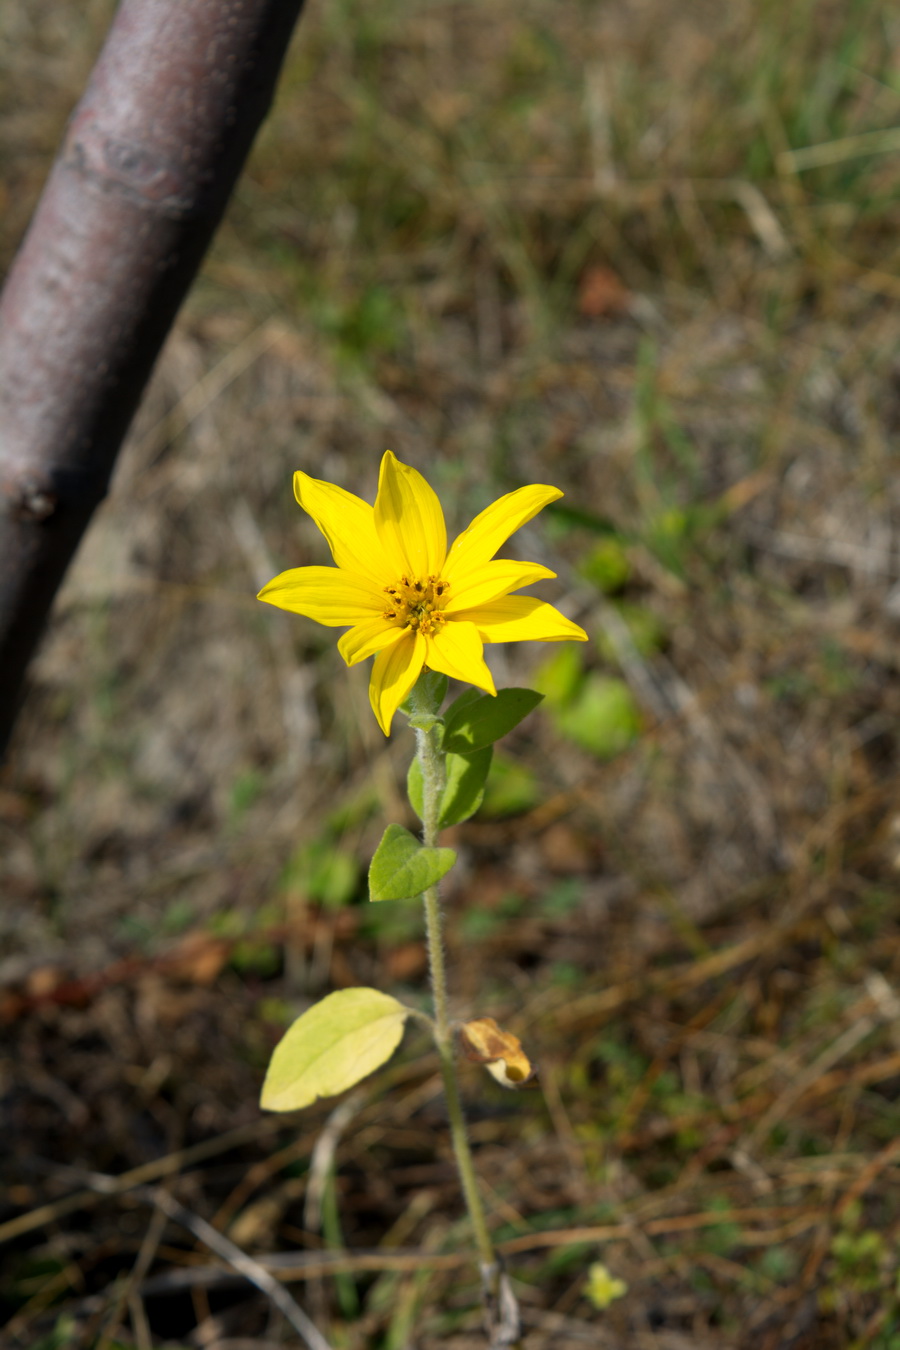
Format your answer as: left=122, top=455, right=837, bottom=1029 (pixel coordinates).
left=383, top=575, right=449, bottom=636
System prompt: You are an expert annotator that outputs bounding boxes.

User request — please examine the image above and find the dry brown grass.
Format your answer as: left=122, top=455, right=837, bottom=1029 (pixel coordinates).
left=3, top=0, right=900, bottom=1346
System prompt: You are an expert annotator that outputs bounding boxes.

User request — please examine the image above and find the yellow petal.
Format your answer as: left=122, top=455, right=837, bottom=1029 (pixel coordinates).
left=443, top=559, right=556, bottom=613
left=424, top=620, right=496, bottom=694
left=338, top=619, right=406, bottom=667
left=373, top=451, right=447, bottom=580
left=369, top=631, right=427, bottom=735
left=294, top=471, right=389, bottom=588
left=258, top=566, right=385, bottom=626
left=463, top=596, right=588, bottom=644
left=445, top=484, right=563, bottom=577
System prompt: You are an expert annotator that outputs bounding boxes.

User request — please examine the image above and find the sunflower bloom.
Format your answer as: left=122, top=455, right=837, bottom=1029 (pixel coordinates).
left=259, top=451, right=588, bottom=734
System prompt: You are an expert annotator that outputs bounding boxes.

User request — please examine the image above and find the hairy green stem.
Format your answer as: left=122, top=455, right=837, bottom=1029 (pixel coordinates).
left=415, top=721, right=495, bottom=1270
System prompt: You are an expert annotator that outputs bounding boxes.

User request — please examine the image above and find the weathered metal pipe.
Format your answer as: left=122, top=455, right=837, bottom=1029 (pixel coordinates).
left=0, top=0, right=306, bottom=756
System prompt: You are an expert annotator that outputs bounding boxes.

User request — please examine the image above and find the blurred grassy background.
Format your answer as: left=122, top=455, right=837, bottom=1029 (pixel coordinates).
left=4, top=1, right=900, bottom=1346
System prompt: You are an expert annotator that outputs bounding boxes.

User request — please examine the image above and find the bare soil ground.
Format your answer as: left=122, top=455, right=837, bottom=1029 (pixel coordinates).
left=4, top=1, right=900, bottom=1346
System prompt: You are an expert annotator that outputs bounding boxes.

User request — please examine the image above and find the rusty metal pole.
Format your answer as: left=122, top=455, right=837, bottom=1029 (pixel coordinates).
left=0, top=0, right=306, bottom=757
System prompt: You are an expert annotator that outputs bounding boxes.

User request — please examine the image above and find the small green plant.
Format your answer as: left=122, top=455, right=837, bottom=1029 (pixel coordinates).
left=553, top=674, right=641, bottom=758
left=585, top=1262, right=628, bottom=1311
left=281, top=838, right=360, bottom=908
left=578, top=538, right=631, bottom=594
left=257, top=451, right=587, bottom=1338
left=819, top=1202, right=896, bottom=1313
left=534, top=641, right=642, bottom=761
left=479, top=751, right=542, bottom=818
left=30, top=1317, right=79, bottom=1350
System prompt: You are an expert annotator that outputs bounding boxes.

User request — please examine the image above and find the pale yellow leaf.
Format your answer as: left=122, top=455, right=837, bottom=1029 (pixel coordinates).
left=261, top=988, right=409, bottom=1112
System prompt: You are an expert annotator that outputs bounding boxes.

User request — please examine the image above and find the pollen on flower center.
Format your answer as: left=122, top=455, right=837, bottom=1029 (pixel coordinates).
left=383, top=575, right=450, bottom=637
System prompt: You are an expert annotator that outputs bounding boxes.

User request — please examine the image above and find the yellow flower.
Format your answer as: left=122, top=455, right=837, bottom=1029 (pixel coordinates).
left=258, top=451, right=588, bottom=734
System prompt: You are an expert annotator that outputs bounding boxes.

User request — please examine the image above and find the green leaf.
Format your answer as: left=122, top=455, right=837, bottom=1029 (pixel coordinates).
left=438, top=746, right=492, bottom=825
left=442, top=687, right=544, bottom=753
left=260, top=988, right=409, bottom=1111
left=407, top=747, right=493, bottom=827
left=368, top=823, right=456, bottom=901
left=552, top=675, right=641, bottom=758
left=442, top=685, right=482, bottom=724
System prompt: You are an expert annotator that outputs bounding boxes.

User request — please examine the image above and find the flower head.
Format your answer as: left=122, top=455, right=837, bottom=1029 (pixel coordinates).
left=259, top=451, right=587, bottom=734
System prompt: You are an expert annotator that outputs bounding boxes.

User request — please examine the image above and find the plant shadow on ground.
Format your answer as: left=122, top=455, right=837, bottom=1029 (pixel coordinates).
left=3, top=0, right=900, bottom=1346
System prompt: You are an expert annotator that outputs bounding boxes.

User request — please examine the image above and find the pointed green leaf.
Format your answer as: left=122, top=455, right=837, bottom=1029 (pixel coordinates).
left=438, top=746, right=492, bottom=826
left=368, top=823, right=456, bottom=901
left=261, top=988, right=409, bottom=1112
left=441, top=686, right=482, bottom=727
left=442, top=687, right=544, bottom=754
